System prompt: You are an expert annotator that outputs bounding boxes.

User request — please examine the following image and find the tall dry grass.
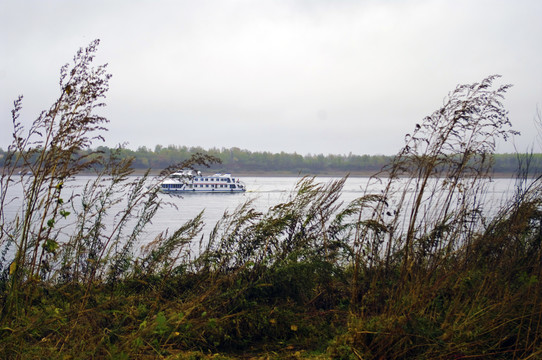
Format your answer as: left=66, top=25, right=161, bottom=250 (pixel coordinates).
left=1, top=41, right=541, bottom=359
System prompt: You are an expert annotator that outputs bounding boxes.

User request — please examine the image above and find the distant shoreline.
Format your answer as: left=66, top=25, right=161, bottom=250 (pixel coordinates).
left=129, top=169, right=523, bottom=178
left=2, top=167, right=524, bottom=178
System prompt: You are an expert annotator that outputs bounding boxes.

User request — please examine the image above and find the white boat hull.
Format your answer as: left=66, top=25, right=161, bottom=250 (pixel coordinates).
left=159, top=170, right=246, bottom=194
left=160, top=188, right=245, bottom=193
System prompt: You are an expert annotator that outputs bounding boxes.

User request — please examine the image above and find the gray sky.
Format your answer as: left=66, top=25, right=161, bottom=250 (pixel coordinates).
left=1, top=0, right=541, bottom=156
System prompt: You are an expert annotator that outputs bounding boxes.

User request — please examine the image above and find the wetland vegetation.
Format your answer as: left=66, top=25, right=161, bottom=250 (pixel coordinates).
left=1, top=41, right=542, bottom=359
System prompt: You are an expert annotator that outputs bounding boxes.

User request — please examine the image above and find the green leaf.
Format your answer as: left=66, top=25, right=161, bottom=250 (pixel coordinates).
left=43, top=239, right=59, bottom=253
left=155, top=312, right=168, bottom=335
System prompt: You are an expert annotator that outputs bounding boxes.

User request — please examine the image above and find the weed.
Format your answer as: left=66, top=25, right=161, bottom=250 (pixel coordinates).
left=1, top=42, right=542, bottom=359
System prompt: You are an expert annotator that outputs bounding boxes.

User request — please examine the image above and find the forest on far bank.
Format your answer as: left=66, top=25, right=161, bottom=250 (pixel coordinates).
left=1, top=145, right=539, bottom=175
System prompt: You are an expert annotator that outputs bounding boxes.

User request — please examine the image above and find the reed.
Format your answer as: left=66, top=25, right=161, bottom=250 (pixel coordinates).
left=329, top=76, right=542, bottom=359
left=1, top=42, right=541, bottom=359
left=0, top=40, right=218, bottom=328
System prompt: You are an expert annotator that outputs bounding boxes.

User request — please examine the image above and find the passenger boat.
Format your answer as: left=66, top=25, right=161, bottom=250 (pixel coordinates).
left=160, top=169, right=246, bottom=193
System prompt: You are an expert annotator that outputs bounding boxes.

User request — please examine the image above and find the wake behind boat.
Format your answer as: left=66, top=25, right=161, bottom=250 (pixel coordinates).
left=160, top=170, right=246, bottom=193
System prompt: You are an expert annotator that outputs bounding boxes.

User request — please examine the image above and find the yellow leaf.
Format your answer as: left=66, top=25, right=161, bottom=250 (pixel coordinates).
left=290, top=324, right=298, bottom=331
left=9, top=262, right=16, bottom=275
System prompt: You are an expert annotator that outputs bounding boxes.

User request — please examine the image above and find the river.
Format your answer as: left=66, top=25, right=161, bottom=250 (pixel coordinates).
left=0, top=175, right=523, bottom=256
left=129, top=175, right=519, bottom=243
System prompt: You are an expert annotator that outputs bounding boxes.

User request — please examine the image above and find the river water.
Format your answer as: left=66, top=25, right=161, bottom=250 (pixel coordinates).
left=0, top=175, right=522, bottom=256
left=119, top=175, right=519, bottom=242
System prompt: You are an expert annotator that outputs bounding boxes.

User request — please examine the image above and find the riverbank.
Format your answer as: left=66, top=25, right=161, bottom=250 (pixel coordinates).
left=2, top=172, right=540, bottom=359
left=127, top=168, right=523, bottom=178
left=1, top=165, right=524, bottom=179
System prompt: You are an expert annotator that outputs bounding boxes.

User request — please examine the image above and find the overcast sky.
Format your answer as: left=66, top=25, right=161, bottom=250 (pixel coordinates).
left=1, top=0, right=541, bottom=156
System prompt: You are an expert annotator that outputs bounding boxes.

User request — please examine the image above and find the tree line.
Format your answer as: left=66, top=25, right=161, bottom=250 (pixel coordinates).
left=0, top=144, right=540, bottom=175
